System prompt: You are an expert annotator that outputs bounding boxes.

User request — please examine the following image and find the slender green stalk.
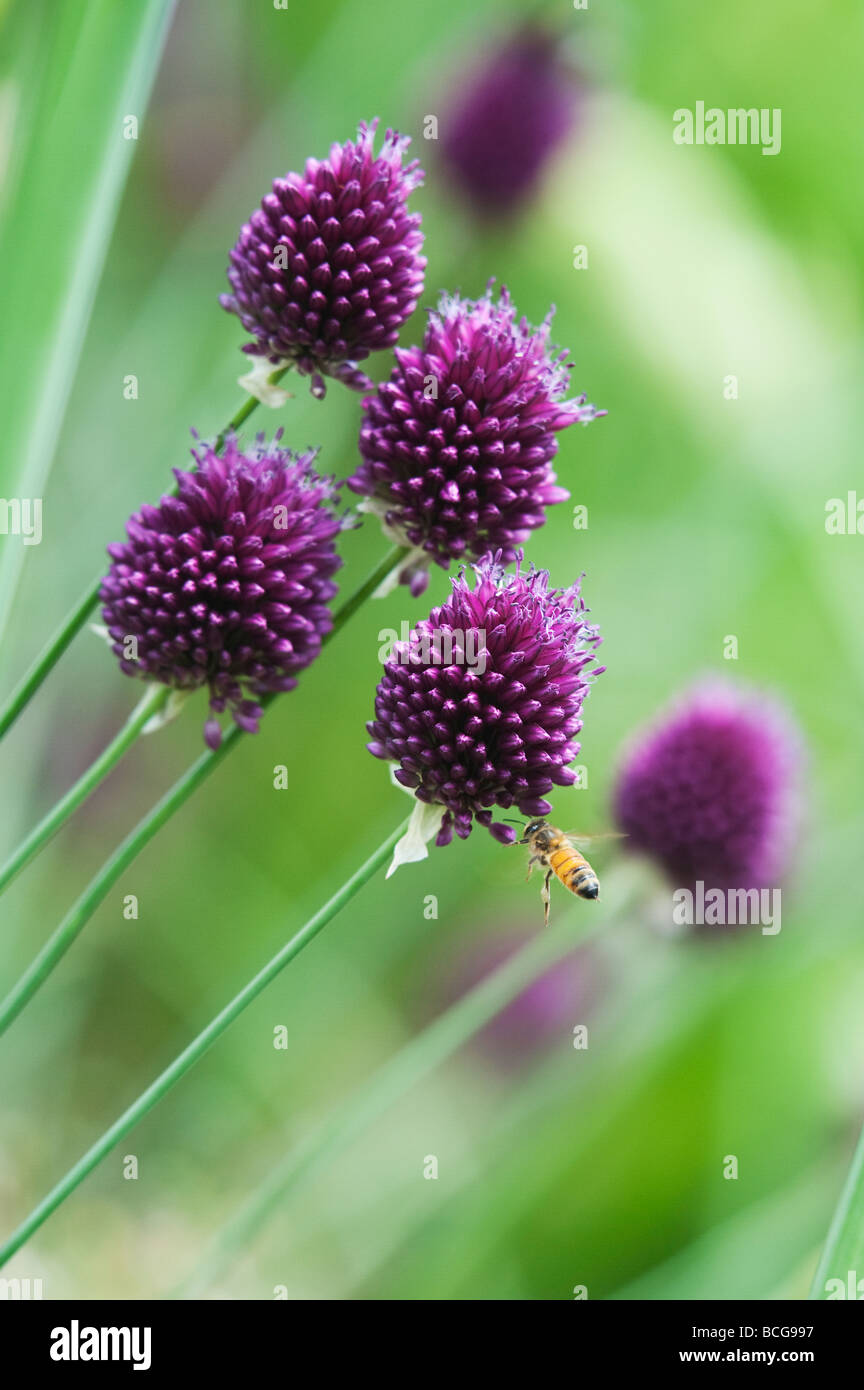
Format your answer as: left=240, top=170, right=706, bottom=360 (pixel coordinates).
left=0, top=819, right=408, bottom=1270
left=0, top=544, right=408, bottom=1037
left=175, top=861, right=645, bottom=1298
left=0, top=578, right=105, bottom=740
left=0, top=727, right=243, bottom=1038
left=809, top=1120, right=864, bottom=1298
left=0, top=370, right=289, bottom=744
left=212, top=370, right=287, bottom=453
left=331, top=545, right=409, bottom=629
left=0, top=684, right=170, bottom=899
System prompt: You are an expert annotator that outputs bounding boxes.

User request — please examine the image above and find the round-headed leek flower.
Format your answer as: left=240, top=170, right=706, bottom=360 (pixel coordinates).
left=613, top=683, right=801, bottom=893
left=440, top=26, right=579, bottom=219
left=430, top=925, right=596, bottom=1072
left=348, top=284, right=603, bottom=595
left=220, top=119, right=425, bottom=396
left=367, top=554, right=603, bottom=872
left=100, top=434, right=344, bottom=749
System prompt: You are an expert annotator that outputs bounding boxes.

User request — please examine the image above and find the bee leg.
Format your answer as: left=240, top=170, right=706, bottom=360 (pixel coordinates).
left=525, top=854, right=541, bottom=882
left=542, top=869, right=553, bottom=927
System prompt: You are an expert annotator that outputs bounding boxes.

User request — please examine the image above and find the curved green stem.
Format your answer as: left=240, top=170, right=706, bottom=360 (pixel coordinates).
left=0, top=684, right=170, bottom=900
left=0, top=819, right=408, bottom=1270
left=173, top=860, right=644, bottom=1298
left=0, top=544, right=408, bottom=1036
left=0, top=578, right=104, bottom=740
left=0, top=369, right=290, bottom=744
left=0, top=725, right=242, bottom=1038
left=333, top=544, right=409, bottom=628
left=213, top=367, right=288, bottom=452
left=809, top=1120, right=864, bottom=1298
left=0, top=538, right=405, bottom=906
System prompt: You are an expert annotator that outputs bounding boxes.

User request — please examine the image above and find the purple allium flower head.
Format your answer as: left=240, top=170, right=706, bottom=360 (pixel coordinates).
left=432, top=927, right=596, bottom=1071
left=100, top=434, right=344, bottom=748
left=348, top=283, right=602, bottom=595
left=368, top=554, right=603, bottom=847
left=440, top=27, right=578, bottom=218
left=614, top=683, right=802, bottom=892
left=220, top=120, right=425, bottom=395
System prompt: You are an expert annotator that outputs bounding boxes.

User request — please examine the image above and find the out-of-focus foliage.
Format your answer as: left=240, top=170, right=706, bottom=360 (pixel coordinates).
left=0, top=0, right=175, bottom=643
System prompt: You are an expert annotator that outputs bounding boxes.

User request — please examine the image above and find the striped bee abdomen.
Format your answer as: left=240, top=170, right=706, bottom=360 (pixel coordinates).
left=549, top=846, right=600, bottom=900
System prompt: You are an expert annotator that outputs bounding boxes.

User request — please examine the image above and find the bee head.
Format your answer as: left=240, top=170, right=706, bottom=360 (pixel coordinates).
left=503, top=815, right=540, bottom=845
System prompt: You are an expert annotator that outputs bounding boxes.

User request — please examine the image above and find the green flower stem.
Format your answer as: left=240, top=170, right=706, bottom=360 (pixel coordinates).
left=0, top=818, right=409, bottom=1270
left=809, top=1120, right=864, bottom=1298
left=0, top=725, right=243, bottom=1039
left=0, top=368, right=290, bottom=744
left=175, top=860, right=646, bottom=1298
left=0, top=533, right=405, bottom=904
left=0, top=684, right=171, bottom=900
left=212, top=365, right=288, bottom=453
left=0, top=543, right=408, bottom=1037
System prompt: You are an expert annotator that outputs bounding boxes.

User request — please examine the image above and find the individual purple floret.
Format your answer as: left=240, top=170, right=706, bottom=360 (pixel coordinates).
left=614, top=683, right=801, bottom=892
left=440, top=26, right=578, bottom=218
left=368, top=554, right=603, bottom=856
left=348, top=284, right=603, bottom=594
left=220, top=120, right=425, bottom=394
left=100, top=434, right=343, bottom=747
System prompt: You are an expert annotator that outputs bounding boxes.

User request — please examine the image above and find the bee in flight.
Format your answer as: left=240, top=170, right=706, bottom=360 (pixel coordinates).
left=509, top=819, right=622, bottom=926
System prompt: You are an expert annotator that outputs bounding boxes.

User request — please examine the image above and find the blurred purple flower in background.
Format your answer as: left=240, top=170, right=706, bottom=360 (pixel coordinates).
left=221, top=120, right=425, bottom=393
left=368, top=554, right=603, bottom=853
left=439, top=26, right=579, bottom=218
left=430, top=926, right=596, bottom=1071
left=614, top=683, right=802, bottom=893
left=349, top=283, right=602, bottom=594
left=101, top=434, right=344, bottom=748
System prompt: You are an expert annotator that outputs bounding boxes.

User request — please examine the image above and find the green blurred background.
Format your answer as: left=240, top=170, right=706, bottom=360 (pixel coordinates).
left=1, top=0, right=863, bottom=1300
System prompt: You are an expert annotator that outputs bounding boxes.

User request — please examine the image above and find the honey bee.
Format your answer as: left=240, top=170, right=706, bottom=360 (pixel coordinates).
left=512, top=820, right=622, bottom=926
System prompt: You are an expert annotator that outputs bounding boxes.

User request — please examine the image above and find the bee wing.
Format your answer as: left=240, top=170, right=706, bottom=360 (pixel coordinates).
left=561, top=831, right=627, bottom=850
